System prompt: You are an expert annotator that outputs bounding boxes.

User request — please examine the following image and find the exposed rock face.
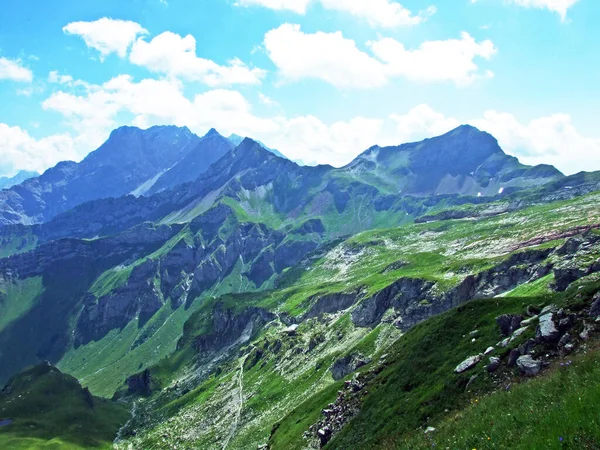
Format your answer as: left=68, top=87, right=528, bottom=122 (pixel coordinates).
left=303, top=292, right=359, bottom=320
left=351, top=248, right=550, bottom=330
left=454, top=354, right=484, bottom=373
left=192, top=304, right=276, bottom=353
left=75, top=259, right=163, bottom=346
left=127, top=369, right=152, bottom=397
left=331, top=353, right=371, bottom=381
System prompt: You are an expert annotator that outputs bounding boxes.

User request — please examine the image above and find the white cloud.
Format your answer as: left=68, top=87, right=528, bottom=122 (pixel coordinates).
left=63, top=18, right=148, bottom=58
left=319, top=0, right=436, bottom=28
left=264, top=24, right=495, bottom=88
left=236, top=0, right=435, bottom=28
left=511, top=0, right=579, bottom=21
left=0, top=124, right=78, bottom=176
left=264, top=25, right=388, bottom=88
left=258, top=92, right=279, bottom=107
left=48, top=70, right=74, bottom=84
left=370, top=32, right=496, bottom=85
left=261, top=116, right=385, bottom=166
left=129, top=32, right=265, bottom=86
left=390, top=104, right=461, bottom=142
left=0, top=57, right=33, bottom=82
left=472, top=0, right=579, bottom=22
left=235, top=0, right=311, bottom=14
left=471, top=110, right=600, bottom=174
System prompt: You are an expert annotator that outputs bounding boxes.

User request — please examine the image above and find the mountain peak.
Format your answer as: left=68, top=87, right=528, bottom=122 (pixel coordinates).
left=204, top=128, right=222, bottom=138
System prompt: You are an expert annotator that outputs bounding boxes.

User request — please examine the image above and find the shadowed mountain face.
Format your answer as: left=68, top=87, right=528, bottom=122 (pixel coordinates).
left=344, top=125, right=563, bottom=196
left=144, top=128, right=235, bottom=195
left=0, top=126, right=201, bottom=226
left=0, top=170, right=39, bottom=191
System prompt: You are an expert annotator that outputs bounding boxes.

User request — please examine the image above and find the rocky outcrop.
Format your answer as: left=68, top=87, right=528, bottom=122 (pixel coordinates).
left=193, top=304, right=276, bottom=353
left=331, top=353, right=371, bottom=380
left=303, top=292, right=359, bottom=320
left=350, top=236, right=594, bottom=331
left=75, top=259, right=163, bottom=346
left=127, top=369, right=153, bottom=397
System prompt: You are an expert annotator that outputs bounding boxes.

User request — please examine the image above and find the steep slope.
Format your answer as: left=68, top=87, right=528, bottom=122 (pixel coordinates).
left=0, top=125, right=201, bottom=226
left=343, top=125, right=563, bottom=196
left=145, top=128, right=235, bottom=195
left=113, top=190, right=600, bottom=450
left=0, top=170, right=39, bottom=191
left=0, top=363, right=129, bottom=449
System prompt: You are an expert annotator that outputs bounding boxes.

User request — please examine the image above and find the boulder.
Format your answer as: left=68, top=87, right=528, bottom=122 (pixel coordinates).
left=487, top=357, right=501, bottom=373
left=454, top=354, right=484, bottom=374
left=516, top=355, right=542, bottom=376
left=508, top=349, right=521, bottom=367
left=484, top=346, right=495, bottom=355
left=537, top=312, right=561, bottom=343
left=496, top=314, right=523, bottom=336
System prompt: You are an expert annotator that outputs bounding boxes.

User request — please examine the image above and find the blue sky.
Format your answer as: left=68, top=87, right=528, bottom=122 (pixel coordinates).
left=0, top=0, right=598, bottom=176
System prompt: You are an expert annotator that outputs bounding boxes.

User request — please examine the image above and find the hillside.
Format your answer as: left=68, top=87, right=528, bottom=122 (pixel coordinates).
left=0, top=124, right=598, bottom=449
left=0, top=363, right=129, bottom=449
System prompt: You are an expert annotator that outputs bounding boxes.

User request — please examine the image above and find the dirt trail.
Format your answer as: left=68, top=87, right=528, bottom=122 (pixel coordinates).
left=222, top=355, right=247, bottom=450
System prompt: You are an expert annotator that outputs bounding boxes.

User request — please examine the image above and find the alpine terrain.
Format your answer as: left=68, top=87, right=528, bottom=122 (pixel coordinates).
left=1, top=124, right=600, bottom=450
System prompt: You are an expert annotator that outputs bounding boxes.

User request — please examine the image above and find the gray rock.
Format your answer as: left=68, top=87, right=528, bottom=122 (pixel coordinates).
left=331, top=353, right=371, bottom=380
left=508, top=348, right=521, bottom=367
left=484, top=346, right=495, bottom=355
left=487, top=357, right=501, bottom=373
left=496, top=314, right=523, bottom=336
left=454, top=354, right=484, bottom=374
left=521, top=315, right=539, bottom=326
left=580, top=323, right=594, bottom=341
left=516, top=355, right=542, bottom=376
left=509, top=325, right=530, bottom=344
left=537, top=312, right=561, bottom=342
left=559, top=333, right=572, bottom=347
left=590, top=293, right=600, bottom=318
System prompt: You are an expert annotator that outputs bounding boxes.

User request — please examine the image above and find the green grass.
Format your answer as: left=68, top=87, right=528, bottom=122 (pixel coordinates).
left=400, top=348, right=600, bottom=450
left=0, top=364, right=129, bottom=449
left=0, top=276, right=43, bottom=333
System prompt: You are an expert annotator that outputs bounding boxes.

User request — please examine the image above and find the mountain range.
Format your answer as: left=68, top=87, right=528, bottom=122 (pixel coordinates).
left=1, top=123, right=600, bottom=449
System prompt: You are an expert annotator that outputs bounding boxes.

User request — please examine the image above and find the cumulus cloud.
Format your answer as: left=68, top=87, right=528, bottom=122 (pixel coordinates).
left=264, top=25, right=496, bottom=88
left=235, top=0, right=311, bottom=14
left=129, top=32, right=265, bottom=86
left=236, top=0, right=435, bottom=28
left=0, top=57, right=33, bottom=82
left=0, top=124, right=78, bottom=176
left=472, top=0, right=580, bottom=22
left=63, top=18, right=148, bottom=58
left=264, top=25, right=388, bottom=88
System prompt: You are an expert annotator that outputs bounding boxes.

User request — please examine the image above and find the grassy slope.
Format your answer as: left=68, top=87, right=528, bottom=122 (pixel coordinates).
left=401, top=347, right=600, bottom=450
left=0, top=364, right=129, bottom=450
left=273, top=279, right=600, bottom=450
left=112, top=190, right=600, bottom=449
